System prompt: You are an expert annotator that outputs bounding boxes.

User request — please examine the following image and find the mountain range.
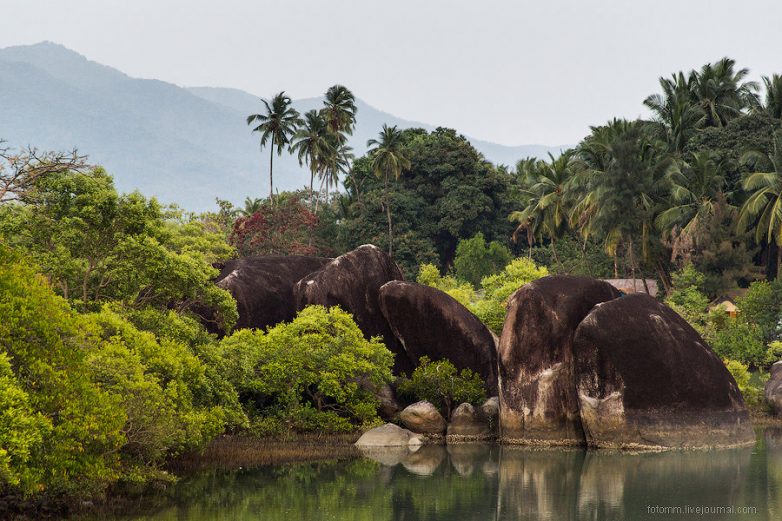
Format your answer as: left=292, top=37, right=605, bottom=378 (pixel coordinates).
left=0, top=42, right=566, bottom=211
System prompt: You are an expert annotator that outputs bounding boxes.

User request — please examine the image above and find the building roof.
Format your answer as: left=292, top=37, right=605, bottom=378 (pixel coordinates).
left=601, top=278, right=659, bottom=298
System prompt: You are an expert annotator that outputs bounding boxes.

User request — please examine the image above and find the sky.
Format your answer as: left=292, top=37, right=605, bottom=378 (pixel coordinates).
left=2, top=0, right=781, bottom=146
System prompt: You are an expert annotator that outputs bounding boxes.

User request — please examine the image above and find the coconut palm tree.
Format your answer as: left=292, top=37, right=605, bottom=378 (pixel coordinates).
left=656, top=151, right=729, bottom=259
left=367, top=125, right=410, bottom=256
left=322, top=85, right=357, bottom=139
left=509, top=151, right=575, bottom=262
left=237, top=197, right=264, bottom=217
left=644, top=72, right=705, bottom=154
left=757, top=74, right=782, bottom=119
left=290, top=110, right=330, bottom=208
left=317, top=141, right=353, bottom=213
left=690, top=58, right=758, bottom=128
left=737, top=131, right=782, bottom=278
left=246, top=91, right=301, bottom=201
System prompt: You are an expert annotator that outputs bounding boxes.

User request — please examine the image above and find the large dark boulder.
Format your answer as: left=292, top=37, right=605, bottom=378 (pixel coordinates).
left=498, top=276, right=621, bottom=445
left=209, top=255, right=331, bottom=333
left=573, top=293, right=754, bottom=449
left=293, top=245, right=409, bottom=372
left=378, top=280, right=498, bottom=392
left=765, top=361, right=782, bottom=415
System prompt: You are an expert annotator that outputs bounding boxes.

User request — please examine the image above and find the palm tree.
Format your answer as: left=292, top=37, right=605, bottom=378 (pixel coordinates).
left=322, top=85, right=357, bottom=139
left=656, top=151, right=729, bottom=260
left=290, top=110, right=330, bottom=208
left=690, top=58, right=758, bottom=128
left=510, top=151, right=575, bottom=263
left=367, top=125, right=410, bottom=256
left=571, top=119, right=671, bottom=283
left=737, top=131, right=782, bottom=278
left=247, top=91, right=301, bottom=201
left=237, top=197, right=264, bottom=217
left=757, top=74, right=782, bottom=119
left=644, top=72, right=704, bottom=154
left=321, top=85, right=362, bottom=202
left=319, top=141, right=353, bottom=210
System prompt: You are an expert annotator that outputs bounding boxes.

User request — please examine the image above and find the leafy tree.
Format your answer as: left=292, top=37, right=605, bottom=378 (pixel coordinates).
left=247, top=92, right=301, bottom=201
left=453, top=232, right=512, bottom=286
left=397, top=356, right=486, bottom=419
left=0, top=243, right=125, bottom=496
left=219, top=306, right=394, bottom=433
left=736, top=280, right=782, bottom=344
left=0, top=142, right=88, bottom=202
left=705, top=312, right=767, bottom=368
left=665, top=265, right=710, bottom=331
left=367, top=125, right=411, bottom=256
left=229, top=195, right=325, bottom=256
left=0, top=168, right=237, bottom=328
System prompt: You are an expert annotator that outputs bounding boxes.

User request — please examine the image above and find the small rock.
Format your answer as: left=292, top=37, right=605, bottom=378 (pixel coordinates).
left=447, top=402, right=492, bottom=440
left=355, top=423, right=419, bottom=447
left=481, top=396, right=499, bottom=419
left=400, top=401, right=447, bottom=434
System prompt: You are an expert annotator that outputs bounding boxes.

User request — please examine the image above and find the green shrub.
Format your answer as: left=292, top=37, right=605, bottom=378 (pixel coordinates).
left=453, top=232, right=512, bottom=286
left=397, top=357, right=486, bottom=419
left=473, top=258, right=549, bottom=333
left=723, top=359, right=767, bottom=413
left=220, top=306, right=394, bottom=434
left=416, top=263, right=476, bottom=307
left=706, top=311, right=767, bottom=367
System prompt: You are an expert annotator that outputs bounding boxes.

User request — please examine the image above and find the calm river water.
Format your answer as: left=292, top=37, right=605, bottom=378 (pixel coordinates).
left=94, top=428, right=782, bottom=521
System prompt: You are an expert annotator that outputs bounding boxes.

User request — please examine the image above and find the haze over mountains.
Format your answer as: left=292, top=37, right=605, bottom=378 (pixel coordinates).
left=0, top=42, right=566, bottom=211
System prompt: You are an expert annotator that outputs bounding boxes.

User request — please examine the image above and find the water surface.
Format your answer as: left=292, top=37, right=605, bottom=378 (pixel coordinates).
left=96, top=428, right=782, bottom=521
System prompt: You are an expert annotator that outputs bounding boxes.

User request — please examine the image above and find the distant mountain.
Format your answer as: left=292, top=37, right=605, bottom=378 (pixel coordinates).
left=0, top=42, right=567, bottom=211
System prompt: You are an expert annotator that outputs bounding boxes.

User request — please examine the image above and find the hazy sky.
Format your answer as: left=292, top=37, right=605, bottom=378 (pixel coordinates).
left=2, top=0, right=781, bottom=146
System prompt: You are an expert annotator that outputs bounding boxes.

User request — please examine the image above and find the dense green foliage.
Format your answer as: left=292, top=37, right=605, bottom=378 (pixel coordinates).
left=397, top=357, right=486, bottom=419
left=219, top=306, right=394, bottom=435
left=453, top=232, right=512, bottom=286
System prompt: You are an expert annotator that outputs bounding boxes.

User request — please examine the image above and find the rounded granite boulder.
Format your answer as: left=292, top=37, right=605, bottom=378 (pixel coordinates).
left=399, top=401, right=447, bottom=435
left=378, top=280, right=498, bottom=393
left=573, top=293, right=754, bottom=449
left=498, top=276, right=621, bottom=446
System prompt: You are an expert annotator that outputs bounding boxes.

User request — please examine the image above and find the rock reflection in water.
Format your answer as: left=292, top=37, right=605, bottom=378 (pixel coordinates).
left=99, top=435, right=777, bottom=521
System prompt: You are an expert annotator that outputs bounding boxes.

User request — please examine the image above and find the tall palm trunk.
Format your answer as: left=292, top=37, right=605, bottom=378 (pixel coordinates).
left=309, top=168, right=315, bottom=208
left=385, top=174, right=393, bottom=256
left=269, top=135, right=275, bottom=203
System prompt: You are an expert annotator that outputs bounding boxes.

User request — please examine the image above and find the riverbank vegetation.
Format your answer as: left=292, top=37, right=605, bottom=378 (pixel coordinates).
left=3, top=59, right=782, bottom=505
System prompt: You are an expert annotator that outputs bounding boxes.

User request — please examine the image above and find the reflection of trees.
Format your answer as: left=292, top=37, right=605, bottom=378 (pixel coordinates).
left=98, top=437, right=774, bottom=521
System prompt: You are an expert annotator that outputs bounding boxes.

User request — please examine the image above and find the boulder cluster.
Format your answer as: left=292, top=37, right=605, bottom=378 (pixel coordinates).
left=211, top=245, right=755, bottom=450
left=212, top=244, right=498, bottom=390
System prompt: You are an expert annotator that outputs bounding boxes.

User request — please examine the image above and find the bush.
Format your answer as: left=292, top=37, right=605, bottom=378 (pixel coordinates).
left=723, top=359, right=767, bottom=413
left=665, top=265, right=710, bottom=332
left=397, top=357, right=486, bottom=419
left=416, top=263, right=476, bottom=307
left=220, top=306, right=394, bottom=434
left=706, top=311, right=767, bottom=367
left=473, top=258, right=549, bottom=333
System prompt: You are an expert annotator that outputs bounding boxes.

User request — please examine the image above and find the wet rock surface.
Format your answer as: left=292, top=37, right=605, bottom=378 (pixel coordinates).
left=446, top=402, right=494, bottom=441
left=379, top=280, right=498, bottom=393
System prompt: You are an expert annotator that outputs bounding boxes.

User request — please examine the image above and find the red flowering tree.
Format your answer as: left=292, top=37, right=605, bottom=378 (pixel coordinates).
left=230, top=197, right=323, bottom=256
